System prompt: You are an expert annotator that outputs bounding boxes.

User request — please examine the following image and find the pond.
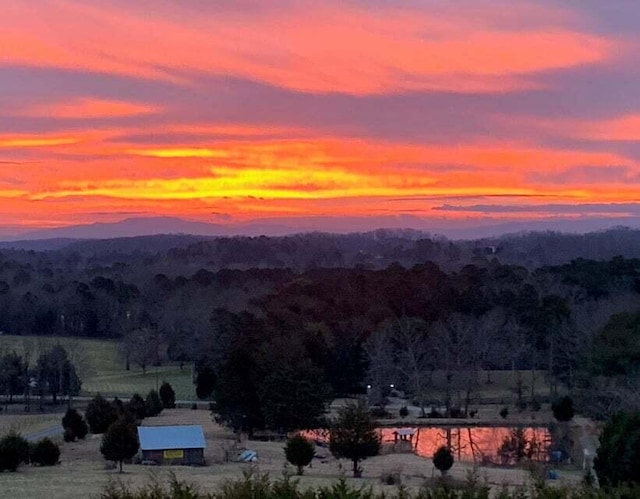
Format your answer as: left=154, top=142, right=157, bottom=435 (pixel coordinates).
left=307, top=425, right=551, bottom=465
left=380, top=426, right=551, bottom=464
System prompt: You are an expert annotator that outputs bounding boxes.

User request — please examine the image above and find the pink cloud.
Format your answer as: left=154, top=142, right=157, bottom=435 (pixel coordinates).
left=0, top=0, right=614, bottom=95
left=17, top=98, right=158, bottom=119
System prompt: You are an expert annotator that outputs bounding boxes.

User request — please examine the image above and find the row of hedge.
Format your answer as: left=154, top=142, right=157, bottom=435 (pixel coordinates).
left=86, top=383, right=175, bottom=435
left=99, top=473, right=640, bottom=499
left=0, top=433, right=59, bottom=472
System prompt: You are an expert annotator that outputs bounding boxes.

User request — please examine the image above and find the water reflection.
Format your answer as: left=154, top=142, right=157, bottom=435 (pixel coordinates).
left=306, top=426, right=551, bottom=465
left=381, top=426, right=551, bottom=464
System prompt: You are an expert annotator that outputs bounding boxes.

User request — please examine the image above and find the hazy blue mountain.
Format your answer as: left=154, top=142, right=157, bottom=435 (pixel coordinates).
left=2, top=215, right=640, bottom=246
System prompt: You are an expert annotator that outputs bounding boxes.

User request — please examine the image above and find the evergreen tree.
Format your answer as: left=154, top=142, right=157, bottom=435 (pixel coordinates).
left=0, top=351, right=24, bottom=402
left=112, top=397, right=135, bottom=424
left=195, top=367, right=216, bottom=400
left=62, top=408, right=88, bottom=441
left=284, top=434, right=315, bottom=475
left=128, top=393, right=147, bottom=420
left=63, top=429, right=75, bottom=443
left=145, top=389, right=163, bottom=417
left=214, top=335, right=330, bottom=435
left=257, top=339, right=331, bottom=433
left=0, top=433, right=30, bottom=471
left=433, top=446, right=454, bottom=476
left=213, top=350, right=263, bottom=434
left=100, top=419, right=140, bottom=473
left=86, top=394, right=118, bottom=433
left=34, top=345, right=81, bottom=405
left=159, top=381, right=176, bottom=409
left=29, top=438, right=60, bottom=466
left=329, top=402, right=380, bottom=477
left=594, top=412, right=640, bottom=486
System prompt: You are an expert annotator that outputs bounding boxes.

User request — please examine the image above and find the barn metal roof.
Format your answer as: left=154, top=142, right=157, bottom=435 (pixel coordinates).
left=138, top=425, right=206, bottom=450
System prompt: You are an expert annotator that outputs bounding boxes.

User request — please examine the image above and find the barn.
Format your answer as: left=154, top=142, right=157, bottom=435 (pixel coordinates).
left=137, top=425, right=206, bottom=465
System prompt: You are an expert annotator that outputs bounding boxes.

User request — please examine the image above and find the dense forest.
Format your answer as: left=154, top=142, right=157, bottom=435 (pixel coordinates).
left=1, top=228, right=640, bottom=428
left=4, top=226, right=640, bottom=269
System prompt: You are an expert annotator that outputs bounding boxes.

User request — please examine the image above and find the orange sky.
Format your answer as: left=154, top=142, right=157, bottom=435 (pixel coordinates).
left=2, top=1, right=640, bottom=236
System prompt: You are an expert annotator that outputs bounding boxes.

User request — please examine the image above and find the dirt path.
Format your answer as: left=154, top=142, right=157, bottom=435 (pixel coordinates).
left=26, top=424, right=64, bottom=442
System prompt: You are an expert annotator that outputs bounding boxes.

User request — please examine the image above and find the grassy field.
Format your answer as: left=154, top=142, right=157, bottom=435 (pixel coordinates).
left=0, top=408, right=583, bottom=499
left=82, top=365, right=195, bottom=400
left=0, top=413, right=63, bottom=437
left=0, top=335, right=195, bottom=400
left=0, top=334, right=551, bottom=405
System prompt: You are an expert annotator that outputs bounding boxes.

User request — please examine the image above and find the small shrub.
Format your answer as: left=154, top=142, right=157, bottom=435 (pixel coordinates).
left=498, top=428, right=530, bottom=464
left=98, top=472, right=640, bottom=499
left=584, top=468, right=596, bottom=487
left=104, top=460, right=117, bottom=471
left=63, top=428, right=75, bottom=443
left=381, top=469, right=401, bottom=485
left=30, top=438, right=60, bottom=466
left=465, top=466, right=489, bottom=493
left=449, top=407, right=465, bottom=418
left=399, top=406, right=409, bottom=419
left=433, top=446, right=454, bottom=476
left=552, top=396, right=574, bottom=422
left=191, top=403, right=198, bottom=410
left=285, top=433, right=315, bottom=475
left=500, top=407, right=509, bottom=419
left=428, top=407, right=442, bottom=418
left=530, top=398, right=541, bottom=412
left=0, top=432, right=30, bottom=471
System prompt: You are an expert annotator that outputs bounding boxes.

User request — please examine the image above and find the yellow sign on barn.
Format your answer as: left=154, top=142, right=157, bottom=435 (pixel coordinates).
left=163, top=449, right=184, bottom=459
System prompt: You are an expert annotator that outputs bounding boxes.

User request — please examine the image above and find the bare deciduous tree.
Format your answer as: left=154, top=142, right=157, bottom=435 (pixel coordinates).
left=125, top=327, right=164, bottom=374
left=391, top=317, right=433, bottom=416
left=364, top=325, right=395, bottom=408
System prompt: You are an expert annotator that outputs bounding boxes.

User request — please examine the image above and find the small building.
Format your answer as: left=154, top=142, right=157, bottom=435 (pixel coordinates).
left=392, top=428, right=415, bottom=443
left=138, top=425, right=206, bottom=465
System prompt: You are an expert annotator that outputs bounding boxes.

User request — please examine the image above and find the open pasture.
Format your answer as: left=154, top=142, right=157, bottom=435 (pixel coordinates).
left=425, top=369, right=550, bottom=404
left=0, top=334, right=555, bottom=407
left=0, top=334, right=195, bottom=400
left=0, top=409, right=582, bottom=499
left=0, top=413, right=62, bottom=438
left=82, top=365, right=195, bottom=400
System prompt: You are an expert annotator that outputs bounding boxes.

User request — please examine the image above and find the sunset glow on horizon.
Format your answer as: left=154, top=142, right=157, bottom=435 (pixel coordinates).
left=2, top=1, right=640, bottom=235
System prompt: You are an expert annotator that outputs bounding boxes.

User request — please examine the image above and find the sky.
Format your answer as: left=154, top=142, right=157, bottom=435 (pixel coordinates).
left=2, top=0, right=640, bottom=236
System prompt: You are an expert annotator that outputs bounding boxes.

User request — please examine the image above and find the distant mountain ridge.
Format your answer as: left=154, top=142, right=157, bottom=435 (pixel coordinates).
left=4, top=215, right=640, bottom=243
left=2, top=222, right=640, bottom=269
left=1, top=217, right=226, bottom=241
